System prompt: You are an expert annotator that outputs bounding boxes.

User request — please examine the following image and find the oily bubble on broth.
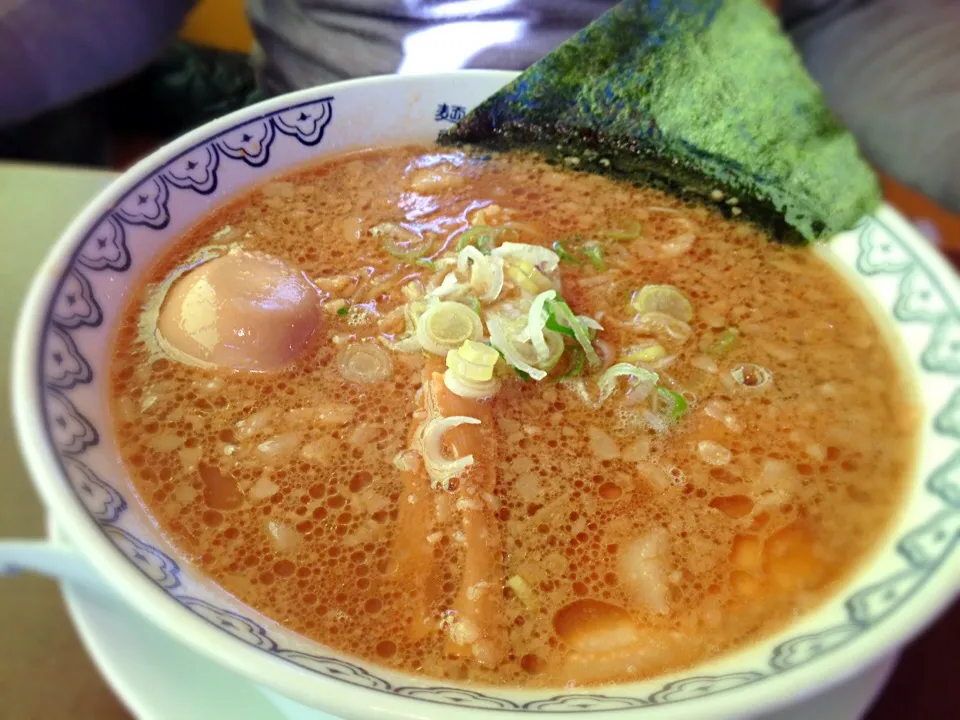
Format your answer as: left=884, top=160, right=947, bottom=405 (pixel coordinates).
left=155, top=249, right=323, bottom=371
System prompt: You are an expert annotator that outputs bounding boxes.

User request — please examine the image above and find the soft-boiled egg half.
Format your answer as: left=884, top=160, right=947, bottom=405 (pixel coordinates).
left=152, top=248, right=322, bottom=371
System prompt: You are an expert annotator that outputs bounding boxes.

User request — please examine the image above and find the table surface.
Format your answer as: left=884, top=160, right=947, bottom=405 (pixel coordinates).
left=0, top=163, right=956, bottom=719
left=0, top=164, right=130, bottom=718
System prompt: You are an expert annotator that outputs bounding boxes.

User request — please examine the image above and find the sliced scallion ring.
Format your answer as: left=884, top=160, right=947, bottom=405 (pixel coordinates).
left=491, top=242, right=560, bottom=272
left=559, top=346, right=585, bottom=379
left=513, top=324, right=565, bottom=373
left=415, top=415, right=481, bottom=489
left=656, top=387, right=688, bottom=420
left=486, top=315, right=564, bottom=381
left=582, top=243, right=606, bottom=270
left=552, top=240, right=579, bottom=264
left=415, top=301, right=483, bottom=356
left=597, top=363, right=659, bottom=403
left=578, top=315, right=603, bottom=332
left=456, top=225, right=499, bottom=253
left=710, top=327, right=740, bottom=355
left=545, top=310, right=577, bottom=338
left=635, top=311, right=692, bottom=342
left=605, top=219, right=643, bottom=240
left=623, top=341, right=665, bottom=363
left=428, top=272, right=464, bottom=298
left=525, top=289, right=557, bottom=362
left=457, top=246, right=505, bottom=303
left=447, top=340, right=499, bottom=382
left=371, top=222, right=433, bottom=260
left=546, top=298, right=600, bottom=367
left=632, top=284, right=693, bottom=322
left=444, top=340, right=501, bottom=398
left=487, top=315, right=545, bottom=381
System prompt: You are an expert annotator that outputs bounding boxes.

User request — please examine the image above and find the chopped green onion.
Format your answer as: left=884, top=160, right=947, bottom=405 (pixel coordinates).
left=336, top=305, right=350, bottom=317
left=445, top=341, right=500, bottom=398
left=605, top=219, right=642, bottom=240
left=546, top=298, right=600, bottom=367
left=632, top=284, right=693, bottom=322
left=416, top=258, right=437, bottom=272
left=582, top=243, right=606, bottom=270
left=416, top=301, right=484, bottom=356
left=487, top=315, right=549, bottom=381
left=456, top=225, right=499, bottom=253
left=552, top=240, right=579, bottom=264
left=657, top=387, right=688, bottom=420
left=506, top=575, right=537, bottom=608
left=710, top=327, right=740, bottom=355
left=597, top=363, right=659, bottom=403
left=559, top=346, right=585, bottom=379
left=623, top=342, right=666, bottom=363
left=371, top=222, right=433, bottom=260
left=578, top=315, right=603, bottom=339
left=464, top=295, right=482, bottom=314
left=545, top=307, right=577, bottom=338
left=515, top=367, right=532, bottom=382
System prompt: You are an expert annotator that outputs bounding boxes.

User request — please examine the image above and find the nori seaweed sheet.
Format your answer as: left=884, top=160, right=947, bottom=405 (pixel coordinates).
left=440, top=0, right=880, bottom=244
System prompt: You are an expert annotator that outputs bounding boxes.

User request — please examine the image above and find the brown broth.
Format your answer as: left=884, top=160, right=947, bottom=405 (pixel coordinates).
left=109, top=146, right=917, bottom=688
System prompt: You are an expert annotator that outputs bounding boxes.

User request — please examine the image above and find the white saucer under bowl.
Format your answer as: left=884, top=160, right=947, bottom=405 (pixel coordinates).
left=49, top=520, right=897, bottom=719
left=48, top=518, right=330, bottom=720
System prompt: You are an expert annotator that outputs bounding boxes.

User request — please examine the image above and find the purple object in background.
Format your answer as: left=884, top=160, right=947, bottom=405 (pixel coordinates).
left=0, top=0, right=194, bottom=126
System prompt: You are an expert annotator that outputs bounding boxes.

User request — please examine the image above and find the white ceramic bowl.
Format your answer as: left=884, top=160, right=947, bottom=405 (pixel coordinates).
left=9, top=71, right=960, bottom=719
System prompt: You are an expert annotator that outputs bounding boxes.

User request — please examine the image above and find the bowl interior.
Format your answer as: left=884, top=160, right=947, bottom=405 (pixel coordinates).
left=14, top=71, right=960, bottom=717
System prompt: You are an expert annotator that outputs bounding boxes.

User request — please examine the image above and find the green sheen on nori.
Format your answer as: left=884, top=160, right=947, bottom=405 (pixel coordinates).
left=440, top=0, right=880, bottom=243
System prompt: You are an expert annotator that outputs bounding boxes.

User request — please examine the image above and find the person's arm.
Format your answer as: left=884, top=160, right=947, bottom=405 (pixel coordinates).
left=783, top=0, right=960, bottom=213
left=0, top=0, right=196, bottom=127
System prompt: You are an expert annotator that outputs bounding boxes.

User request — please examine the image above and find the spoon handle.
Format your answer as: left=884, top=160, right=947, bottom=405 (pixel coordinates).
left=0, top=540, right=109, bottom=594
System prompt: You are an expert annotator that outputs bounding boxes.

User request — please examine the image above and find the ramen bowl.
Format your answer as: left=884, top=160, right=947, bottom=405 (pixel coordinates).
left=9, top=71, right=960, bottom=719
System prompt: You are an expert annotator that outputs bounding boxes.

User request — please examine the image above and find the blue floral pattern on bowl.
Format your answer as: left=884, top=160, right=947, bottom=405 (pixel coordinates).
left=34, top=92, right=959, bottom=713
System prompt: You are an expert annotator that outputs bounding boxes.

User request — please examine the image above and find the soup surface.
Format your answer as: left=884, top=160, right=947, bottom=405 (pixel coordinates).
left=110, top=146, right=916, bottom=688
